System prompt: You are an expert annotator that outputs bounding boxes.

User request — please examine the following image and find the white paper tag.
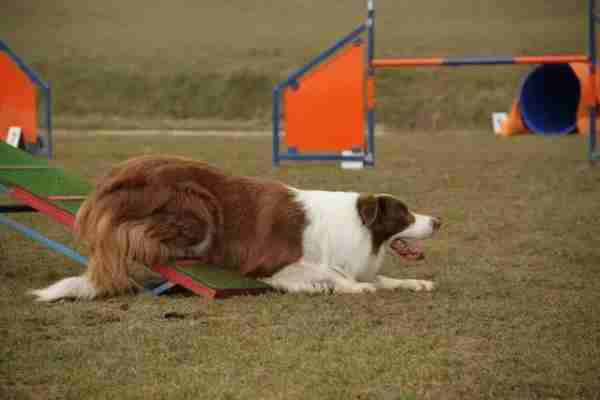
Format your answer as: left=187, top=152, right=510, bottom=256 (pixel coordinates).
left=492, top=113, right=508, bottom=134
left=6, top=126, right=22, bottom=147
left=341, top=150, right=364, bottom=170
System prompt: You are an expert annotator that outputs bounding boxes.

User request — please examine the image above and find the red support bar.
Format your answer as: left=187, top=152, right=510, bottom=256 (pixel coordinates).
left=9, top=186, right=76, bottom=229
left=151, top=265, right=218, bottom=299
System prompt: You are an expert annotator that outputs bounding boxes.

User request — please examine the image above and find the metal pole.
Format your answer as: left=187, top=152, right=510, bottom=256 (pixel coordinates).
left=46, top=85, right=54, bottom=159
left=272, top=87, right=281, bottom=166
left=366, top=0, right=376, bottom=166
left=589, top=0, right=598, bottom=164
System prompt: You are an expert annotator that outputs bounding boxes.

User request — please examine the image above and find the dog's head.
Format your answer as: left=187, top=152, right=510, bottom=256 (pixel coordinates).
left=357, top=194, right=441, bottom=260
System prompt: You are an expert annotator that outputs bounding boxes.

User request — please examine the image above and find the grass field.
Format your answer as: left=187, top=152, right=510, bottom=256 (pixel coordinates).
left=1, top=131, right=600, bottom=399
left=1, top=0, right=588, bottom=129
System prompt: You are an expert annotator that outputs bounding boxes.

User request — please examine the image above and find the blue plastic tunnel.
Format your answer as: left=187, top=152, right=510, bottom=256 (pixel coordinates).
left=519, top=64, right=581, bottom=135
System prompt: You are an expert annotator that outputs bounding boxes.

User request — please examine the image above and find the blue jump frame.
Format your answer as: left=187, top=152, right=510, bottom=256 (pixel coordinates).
left=273, top=0, right=599, bottom=166
left=0, top=40, right=53, bottom=159
left=272, top=22, right=375, bottom=167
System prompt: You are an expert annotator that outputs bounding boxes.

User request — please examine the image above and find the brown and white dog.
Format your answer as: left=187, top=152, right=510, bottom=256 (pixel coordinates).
left=30, top=155, right=441, bottom=301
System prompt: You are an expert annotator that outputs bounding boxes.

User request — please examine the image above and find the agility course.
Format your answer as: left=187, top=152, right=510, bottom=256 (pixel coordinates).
left=272, top=0, right=600, bottom=166
left=2, top=2, right=600, bottom=397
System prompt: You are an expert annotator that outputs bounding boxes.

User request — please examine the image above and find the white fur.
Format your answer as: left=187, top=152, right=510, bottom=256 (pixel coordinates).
left=29, top=276, right=97, bottom=302
left=263, top=190, right=436, bottom=294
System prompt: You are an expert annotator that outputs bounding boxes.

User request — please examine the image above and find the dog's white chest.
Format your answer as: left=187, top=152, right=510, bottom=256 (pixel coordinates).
left=293, top=190, right=380, bottom=278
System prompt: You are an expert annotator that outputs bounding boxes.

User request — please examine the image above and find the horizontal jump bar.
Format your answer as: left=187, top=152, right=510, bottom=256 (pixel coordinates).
left=373, top=55, right=589, bottom=68
left=278, top=154, right=367, bottom=162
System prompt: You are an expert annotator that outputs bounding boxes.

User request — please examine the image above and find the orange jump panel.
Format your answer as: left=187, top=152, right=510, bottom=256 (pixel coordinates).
left=0, top=53, right=38, bottom=144
left=570, top=63, right=600, bottom=136
left=285, top=43, right=365, bottom=152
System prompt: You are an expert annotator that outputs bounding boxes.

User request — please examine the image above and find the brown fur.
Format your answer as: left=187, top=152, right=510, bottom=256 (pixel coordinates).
left=75, top=155, right=307, bottom=297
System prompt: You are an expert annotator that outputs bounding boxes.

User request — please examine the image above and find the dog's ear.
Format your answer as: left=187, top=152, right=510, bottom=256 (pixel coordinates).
left=357, top=194, right=380, bottom=227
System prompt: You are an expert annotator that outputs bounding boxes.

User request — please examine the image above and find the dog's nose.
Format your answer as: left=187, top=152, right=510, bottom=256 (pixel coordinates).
left=432, top=217, right=442, bottom=231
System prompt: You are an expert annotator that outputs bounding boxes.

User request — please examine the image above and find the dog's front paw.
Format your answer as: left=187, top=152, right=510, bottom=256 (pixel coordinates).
left=412, top=280, right=436, bottom=292
left=340, top=282, right=377, bottom=294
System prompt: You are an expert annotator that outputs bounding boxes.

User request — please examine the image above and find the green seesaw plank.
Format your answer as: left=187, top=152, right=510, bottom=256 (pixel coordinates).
left=0, top=142, right=91, bottom=214
left=0, top=168, right=91, bottom=198
left=0, top=141, right=49, bottom=166
left=173, top=262, right=272, bottom=291
left=52, top=200, right=85, bottom=215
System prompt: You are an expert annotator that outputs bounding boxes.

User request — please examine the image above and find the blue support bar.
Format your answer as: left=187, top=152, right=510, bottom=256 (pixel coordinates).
left=279, top=24, right=367, bottom=89
left=366, top=110, right=376, bottom=166
left=366, top=0, right=376, bottom=167
left=443, top=57, right=516, bottom=66
left=272, top=87, right=281, bottom=166
left=46, top=85, right=54, bottom=159
left=590, top=0, right=598, bottom=164
left=150, top=281, right=177, bottom=296
left=367, top=1, right=375, bottom=63
left=278, top=154, right=367, bottom=162
left=0, top=40, right=49, bottom=90
left=0, top=214, right=88, bottom=267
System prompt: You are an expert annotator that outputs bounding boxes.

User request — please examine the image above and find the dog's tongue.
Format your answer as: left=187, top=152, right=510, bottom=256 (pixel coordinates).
left=391, top=239, right=424, bottom=260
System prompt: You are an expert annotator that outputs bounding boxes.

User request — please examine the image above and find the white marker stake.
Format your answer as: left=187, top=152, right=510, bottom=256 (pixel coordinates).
left=6, top=126, right=22, bottom=148
left=341, top=150, right=364, bottom=170
left=492, top=113, right=508, bottom=135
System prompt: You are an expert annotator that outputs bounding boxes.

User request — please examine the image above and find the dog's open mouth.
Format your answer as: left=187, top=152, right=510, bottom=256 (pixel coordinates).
left=390, top=238, right=424, bottom=261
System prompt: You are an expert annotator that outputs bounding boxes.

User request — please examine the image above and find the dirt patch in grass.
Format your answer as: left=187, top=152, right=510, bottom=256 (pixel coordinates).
left=2, top=130, right=599, bottom=399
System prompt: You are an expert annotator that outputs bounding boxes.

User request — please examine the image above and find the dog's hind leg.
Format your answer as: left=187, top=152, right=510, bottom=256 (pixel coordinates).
left=261, top=261, right=377, bottom=294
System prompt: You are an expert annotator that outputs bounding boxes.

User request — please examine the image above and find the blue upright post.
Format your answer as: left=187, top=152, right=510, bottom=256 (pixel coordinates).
left=46, top=85, right=53, bottom=159
left=589, top=0, right=598, bottom=164
left=366, top=0, right=376, bottom=166
left=272, top=86, right=281, bottom=166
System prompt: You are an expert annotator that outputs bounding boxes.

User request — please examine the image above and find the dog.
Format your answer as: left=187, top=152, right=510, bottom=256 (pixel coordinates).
left=30, top=155, right=441, bottom=301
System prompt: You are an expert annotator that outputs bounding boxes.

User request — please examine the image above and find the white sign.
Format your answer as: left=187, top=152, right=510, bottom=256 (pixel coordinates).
left=341, top=150, right=364, bottom=170
left=492, top=113, right=508, bottom=135
left=6, top=126, right=22, bottom=148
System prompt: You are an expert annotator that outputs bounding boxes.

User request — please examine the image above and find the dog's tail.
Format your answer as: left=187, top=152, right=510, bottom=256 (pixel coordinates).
left=29, top=276, right=98, bottom=302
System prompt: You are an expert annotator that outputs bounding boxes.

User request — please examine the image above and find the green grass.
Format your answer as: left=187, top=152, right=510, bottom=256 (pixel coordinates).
left=1, top=0, right=587, bottom=129
left=2, top=131, right=600, bottom=399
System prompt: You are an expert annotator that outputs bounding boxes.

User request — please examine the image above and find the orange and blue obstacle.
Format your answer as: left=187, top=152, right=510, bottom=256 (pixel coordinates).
left=273, top=0, right=600, bottom=165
